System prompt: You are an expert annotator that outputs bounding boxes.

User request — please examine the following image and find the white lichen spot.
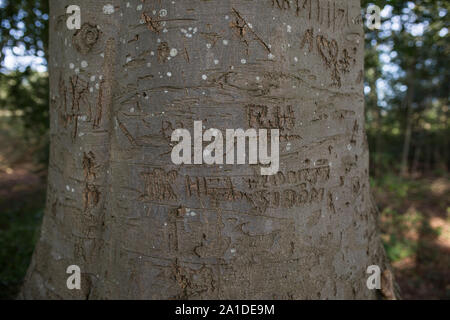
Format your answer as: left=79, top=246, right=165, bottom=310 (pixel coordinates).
left=159, top=9, right=168, bottom=17
left=347, top=144, right=352, bottom=151
left=223, top=39, right=229, bottom=45
left=81, top=61, right=88, bottom=68
left=206, top=43, right=212, bottom=49
left=214, top=59, right=219, bottom=65
left=286, top=142, right=292, bottom=151
left=294, top=57, right=298, bottom=63
left=241, top=58, right=247, bottom=64
left=103, top=4, right=115, bottom=15
left=90, top=75, right=96, bottom=82
left=167, top=72, right=172, bottom=77
left=202, top=74, right=208, bottom=80
left=268, top=53, right=275, bottom=60
left=136, top=4, right=143, bottom=11
left=287, top=25, right=292, bottom=33
left=66, top=185, right=70, bottom=191
left=69, top=63, right=75, bottom=69
left=230, top=248, right=236, bottom=254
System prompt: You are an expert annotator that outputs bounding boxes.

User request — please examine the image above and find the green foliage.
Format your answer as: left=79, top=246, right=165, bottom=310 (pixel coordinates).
left=0, top=0, right=49, bottom=64
left=363, top=0, right=449, bottom=175
left=0, top=69, right=49, bottom=164
left=0, top=1, right=49, bottom=165
left=0, top=199, right=44, bottom=299
left=373, top=172, right=449, bottom=274
left=384, top=234, right=417, bottom=262
left=371, top=173, right=424, bottom=199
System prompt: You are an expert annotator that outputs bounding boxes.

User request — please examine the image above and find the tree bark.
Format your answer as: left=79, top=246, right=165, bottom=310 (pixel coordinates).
left=21, top=0, right=392, bottom=299
left=400, top=70, right=414, bottom=177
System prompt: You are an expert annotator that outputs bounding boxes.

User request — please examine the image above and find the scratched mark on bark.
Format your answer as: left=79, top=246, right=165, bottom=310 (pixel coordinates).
left=230, top=8, right=271, bottom=54
left=157, top=42, right=171, bottom=63
left=82, top=151, right=100, bottom=212
left=271, top=0, right=360, bottom=32
left=168, top=259, right=216, bottom=299
left=56, top=75, right=89, bottom=139
left=300, top=28, right=357, bottom=87
left=139, top=169, right=178, bottom=202
left=246, top=104, right=301, bottom=142
left=94, top=38, right=116, bottom=128
left=185, top=166, right=330, bottom=213
left=142, top=12, right=163, bottom=33
left=73, top=23, right=100, bottom=55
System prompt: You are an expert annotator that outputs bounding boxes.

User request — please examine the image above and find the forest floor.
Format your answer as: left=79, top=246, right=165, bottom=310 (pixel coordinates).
left=372, top=174, right=450, bottom=299
left=0, top=119, right=449, bottom=299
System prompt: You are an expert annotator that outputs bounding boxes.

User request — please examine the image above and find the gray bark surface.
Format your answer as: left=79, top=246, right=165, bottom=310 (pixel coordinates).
left=21, top=0, right=390, bottom=299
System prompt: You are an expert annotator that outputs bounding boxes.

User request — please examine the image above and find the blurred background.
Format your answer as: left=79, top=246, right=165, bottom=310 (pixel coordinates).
left=0, top=0, right=448, bottom=299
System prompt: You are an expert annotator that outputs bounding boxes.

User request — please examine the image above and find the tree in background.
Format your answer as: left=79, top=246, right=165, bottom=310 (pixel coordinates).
left=363, top=0, right=449, bottom=175
left=0, top=0, right=49, bottom=165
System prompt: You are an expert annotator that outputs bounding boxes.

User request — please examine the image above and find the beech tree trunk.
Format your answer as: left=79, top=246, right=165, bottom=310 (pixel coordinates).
left=21, top=0, right=392, bottom=299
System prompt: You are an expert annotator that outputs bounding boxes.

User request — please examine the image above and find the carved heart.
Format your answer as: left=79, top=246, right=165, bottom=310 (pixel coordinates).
left=316, top=35, right=339, bottom=67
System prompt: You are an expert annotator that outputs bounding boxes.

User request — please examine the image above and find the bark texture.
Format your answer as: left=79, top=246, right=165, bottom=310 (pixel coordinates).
left=21, top=0, right=392, bottom=299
